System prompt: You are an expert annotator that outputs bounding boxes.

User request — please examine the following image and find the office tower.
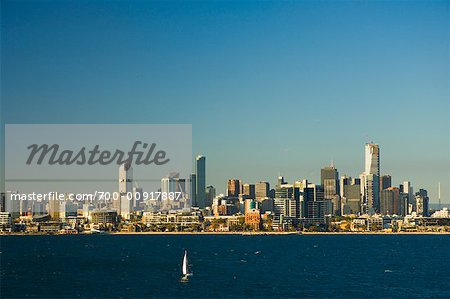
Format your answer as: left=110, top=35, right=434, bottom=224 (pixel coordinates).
left=205, top=185, right=216, bottom=208
left=343, top=181, right=361, bottom=215
left=415, top=189, right=429, bottom=216
left=227, top=179, right=241, bottom=197
left=306, top=200, right=333, bottom=221
left=242, top=184, right=255, bottom=199
left=321, top=165, right=340, bottom=215
left=0, top=193, right=5, bottom=212
left=273, top=182, right=301, bottom=225
left=339, top=176, right=351, bottom=199
left=363, top=174, right=380, bottom=214
left=116, top=161, right=133, bottom=216
left=48, top=193, right=60, bottom=221
left=195, top=155, right=206, bottom=208
left=362, top=143, right=380, bottom=214
left=365, top=143, right=380, bottom=176
left=380, top=187, right=400, bottom=215
left=189, top=173, right=197, bottom=206
left=321, top=165, right=339, bottom=198
left=402, top=181, right=414, bottom=211
left=380, top=175, right=392, bottom=191
left=255, top=181, right=270, bottom=200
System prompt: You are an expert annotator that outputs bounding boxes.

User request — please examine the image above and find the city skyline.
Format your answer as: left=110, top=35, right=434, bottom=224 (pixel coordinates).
left=1, top=1, right=449, bottom=203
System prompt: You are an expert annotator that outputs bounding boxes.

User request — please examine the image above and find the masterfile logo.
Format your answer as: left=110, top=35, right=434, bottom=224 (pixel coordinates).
left=5, top=124, right=192, bottom=199
left=25, top=141, right=170, bottom=166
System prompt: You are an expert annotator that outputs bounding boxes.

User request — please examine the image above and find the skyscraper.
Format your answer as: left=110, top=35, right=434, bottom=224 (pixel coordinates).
left=365, top=143, right=380, bottom=176
left=227, top=179, right=241, bottom=197
left=363, top=143, right=380, bottom=214
left=255, top=181, right=270, bottom=200
left=380, top=175, right=392, bottom=191
left=242, top=183, right=256, bottom=199
left=205, top=185, right=216, bottom=208
left=402, top=181, right=414, bottom=212
left=116, top=161, right=133, bottom=216
left=415, top=189, right=429, bottom=216
left=189, top=173, right=196, bottom=207
left=195, top=155, right=206, bottom=208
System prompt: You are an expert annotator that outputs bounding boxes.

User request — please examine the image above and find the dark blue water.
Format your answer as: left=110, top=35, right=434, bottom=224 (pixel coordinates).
left=1, top=235, right=449, bottom=298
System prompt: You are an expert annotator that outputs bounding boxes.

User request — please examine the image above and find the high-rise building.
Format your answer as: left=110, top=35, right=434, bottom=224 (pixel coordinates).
left=227, top=179, right=241, bottom=197
left=189, top=173, right=196, bottom=207
left=415, top=189, right=429, bottom=216
left=339, top=176, right=351, bottom=199
left=342, top=181, right=361, bottom=215
left=255, top=182, right=270, bottom=200
left=205, top=185, right=216, bottom=208
left=363, top=174, right=380, bottom=214
left=380, top=175, right=392, bottom=191
left=380, top=187, right=401, bottom=216
left=402, top=181, right=414, bottom=212
left=242, top=184, right=255, bottom=199
left=195, top=155, right=206, bottom=208
left=321, top=165, right=339, bottom=198
left=116, top=161, right=133, bottom=217
left=362, top=143, right=380, bottom=214
left=321, top=165, right=340, bottom=215
left=365, top=143, right=380, bottom=176
left=0, top=192, right=6, bottom=212
left=48, top=193, right=60, bottom=221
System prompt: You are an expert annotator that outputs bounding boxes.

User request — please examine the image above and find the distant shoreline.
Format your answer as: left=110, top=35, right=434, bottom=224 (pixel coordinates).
left=2, top=231, right=450, bottom=236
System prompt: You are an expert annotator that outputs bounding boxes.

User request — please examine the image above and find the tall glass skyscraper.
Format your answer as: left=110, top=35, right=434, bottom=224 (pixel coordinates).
left=363, top=143, right=380, bottom=213
left=195, top=155, right=206, bottom=208
left=365, top=143, right=380, bottom=176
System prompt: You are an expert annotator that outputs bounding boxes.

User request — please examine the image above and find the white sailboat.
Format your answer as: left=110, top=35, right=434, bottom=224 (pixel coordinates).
left=181, top=250, right=192, bottom=281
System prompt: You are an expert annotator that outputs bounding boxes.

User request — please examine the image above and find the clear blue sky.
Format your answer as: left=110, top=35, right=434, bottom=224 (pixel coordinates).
left=1, top=1, right=449, bottom=202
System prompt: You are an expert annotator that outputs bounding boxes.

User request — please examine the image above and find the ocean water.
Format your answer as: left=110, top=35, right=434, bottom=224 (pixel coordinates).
left=1, top=234, right=450, bottom=298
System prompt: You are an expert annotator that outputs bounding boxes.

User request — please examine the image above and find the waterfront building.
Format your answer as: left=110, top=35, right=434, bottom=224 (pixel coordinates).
left=142, top=211, right=201, bottom=227
left=339, top=176, right=351, bottom=199
left=0, top=212, right=12, bottom=227
left=189, top=173, right=197, bottom=207
left=245, top=208, right=261, bottom=230
left=0, top=193, right=5, bottom=212
left=362, top=143, right=380, bottom=214
left=365, top=143, right=380, bottom=176
left=401, top=181, right=414, bottom=212
left=91, top=210, right=118, bottom=225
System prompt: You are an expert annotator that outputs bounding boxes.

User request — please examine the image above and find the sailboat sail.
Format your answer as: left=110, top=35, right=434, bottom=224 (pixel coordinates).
left=182, top=251, right=188, bottom=275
